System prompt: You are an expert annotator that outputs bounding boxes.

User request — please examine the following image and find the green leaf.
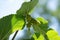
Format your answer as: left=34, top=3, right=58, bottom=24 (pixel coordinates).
left=0, top=14, right=24, bottom=40
left=37, top=17, right=48, bottom=24
left=33, top=34, right=44, bottom=40
left=16, top=0, right=38, bottom=17
left=0, top=14, right=13, bottom=40
left=36, top=17, right=49, bottom=32
left=35, top=33, right=40, bottom=38
left=33, top=30, right=60, bottom=40
left=11, top=15, right=24, bottom=32
left=47, top=30, right=60, bottom=40
left=32, top=17, right=49, bottom=40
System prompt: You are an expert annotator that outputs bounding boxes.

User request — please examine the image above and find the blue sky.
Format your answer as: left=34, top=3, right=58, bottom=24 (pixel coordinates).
left=0, top=0, right=58, bottom=18
left=0, top=0, right=30, bottom=18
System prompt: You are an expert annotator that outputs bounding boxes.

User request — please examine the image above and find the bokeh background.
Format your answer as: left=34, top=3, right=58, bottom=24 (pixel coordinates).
left=0, top=0, right=60, bottom=35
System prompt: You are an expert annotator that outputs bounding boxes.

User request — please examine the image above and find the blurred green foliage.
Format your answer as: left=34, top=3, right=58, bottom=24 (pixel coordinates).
left=0, top=14, right=24, bottom=40
left=33, top=30, right=60, bottom=40
left=0, top=0, right=60, bottom=40
left=47, top=30, right=60, bottom=40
